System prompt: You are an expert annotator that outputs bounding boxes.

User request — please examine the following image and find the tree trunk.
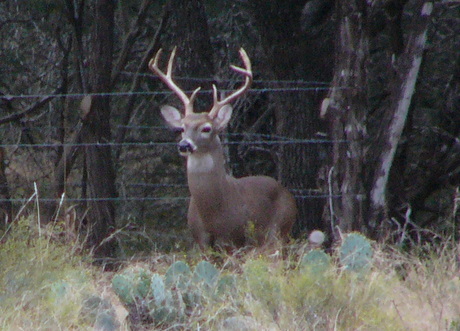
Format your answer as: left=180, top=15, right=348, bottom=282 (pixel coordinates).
left=368, top=2, right=433, bottom=237
left=324, top=0, right=433, bottom=240
left=246, top=0, right=334, bottom=236
left=0, top=146, right=12, bottom=227
left=161, top=0, right=215, bottom=108
left=82, top=0, right=118, bottom=259
left=320, top=0, right=370, bottom=238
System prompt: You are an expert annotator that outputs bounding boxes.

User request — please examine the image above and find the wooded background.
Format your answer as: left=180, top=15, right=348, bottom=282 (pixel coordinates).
left=0, top=0, right=459, bottom=257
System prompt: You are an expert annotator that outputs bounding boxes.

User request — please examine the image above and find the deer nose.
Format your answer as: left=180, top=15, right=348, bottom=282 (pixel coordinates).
left=178, top=139, right=195, bottom=154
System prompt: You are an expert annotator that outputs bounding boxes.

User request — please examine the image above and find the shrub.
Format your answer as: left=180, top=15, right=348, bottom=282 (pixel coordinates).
left=0, top=217, right=117, bottom=330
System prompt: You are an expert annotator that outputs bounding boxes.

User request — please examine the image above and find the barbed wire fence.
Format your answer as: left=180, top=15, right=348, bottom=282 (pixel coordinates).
left=0, top=77, right=346, bottom=230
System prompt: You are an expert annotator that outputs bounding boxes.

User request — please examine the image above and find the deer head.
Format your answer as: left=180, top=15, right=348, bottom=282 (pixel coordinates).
left=149, top=47, right=252, bottom=156
left=149, top=47, right=296, bottom=250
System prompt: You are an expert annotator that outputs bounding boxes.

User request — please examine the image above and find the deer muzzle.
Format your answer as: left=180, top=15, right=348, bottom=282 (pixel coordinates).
left=178, top=139, right=196, bottom=155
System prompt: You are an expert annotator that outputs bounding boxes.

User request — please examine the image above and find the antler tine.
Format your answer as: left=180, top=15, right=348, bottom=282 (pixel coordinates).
left=148, top=47, right=198, bottom=115
left=166, top=47, right=177, bottom=78
left=230, top=48, right=252, bottom=75
left=212, top=84, right=219, bottom=105
left=189, top=87, right=201, bottom=107
left=208, top=48, right=253, bottom=118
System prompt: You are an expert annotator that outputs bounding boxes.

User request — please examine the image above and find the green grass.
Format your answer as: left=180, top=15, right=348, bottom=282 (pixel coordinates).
left=0, top=217, right=118, bottom=330
left=1, top=216, right=459, bottom=330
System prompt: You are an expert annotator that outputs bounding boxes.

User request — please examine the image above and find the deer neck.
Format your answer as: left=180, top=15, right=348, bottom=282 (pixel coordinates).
left=186, top=137, right=230, bottom=210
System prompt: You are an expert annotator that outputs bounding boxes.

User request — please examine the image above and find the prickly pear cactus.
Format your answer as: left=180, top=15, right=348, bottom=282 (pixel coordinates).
left=339, top=233, right=373, bottom=272
left=82, top=295, right=119, bottom=331
left=165, top=261, right=192, bottom=290
left=177, top=261, right=219, bottom=307
left=192, top=260, right=220, bottom=288
left=148, top=274, right=185, bottom=325
left=111, top=274, right=132, bottom=305
left=150, top=274, right=169, bottom=307
left=300, top=249, right=331, bottom=273
left=111, top=267, right=152, bottom=305
left=216, top=274, right=237, bottom=296
left=111, top=260, right=234, bottom=328
left=163, top=261, right=200, bottom=309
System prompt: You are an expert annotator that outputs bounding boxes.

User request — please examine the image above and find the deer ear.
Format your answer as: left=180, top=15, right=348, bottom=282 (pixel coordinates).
left=161, top=105, right=183, bottom=129
left=214, top=105, right=233, bottom=131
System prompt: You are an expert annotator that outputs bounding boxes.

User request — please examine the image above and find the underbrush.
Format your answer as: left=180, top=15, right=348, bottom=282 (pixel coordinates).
left=0, top=217, right=119, bottom=330
left=1, top=217, right=459, bottom=330
left=382, top=243, right=460, bottom=330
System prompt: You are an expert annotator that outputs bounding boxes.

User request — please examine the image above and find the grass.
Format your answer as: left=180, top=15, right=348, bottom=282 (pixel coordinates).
left=384, top=244, right=460, bottom=330
left=1, top=216, right=459, bottom=330
left=0, top=217, right=118, bottom=330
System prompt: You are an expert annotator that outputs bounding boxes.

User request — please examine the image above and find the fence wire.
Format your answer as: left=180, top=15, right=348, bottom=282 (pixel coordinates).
left=0, top=80, right=345, bottom=213
left=1, top=76, right=342, bottom=101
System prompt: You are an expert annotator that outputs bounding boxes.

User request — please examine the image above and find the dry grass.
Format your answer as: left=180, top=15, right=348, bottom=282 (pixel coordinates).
left=1, top=217, right=459, bottom=330
left=384, top=244, right=460, bottom=330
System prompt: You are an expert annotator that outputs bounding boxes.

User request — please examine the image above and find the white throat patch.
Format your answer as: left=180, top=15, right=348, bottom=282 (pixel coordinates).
left=187, top=154, right=215, bottom=173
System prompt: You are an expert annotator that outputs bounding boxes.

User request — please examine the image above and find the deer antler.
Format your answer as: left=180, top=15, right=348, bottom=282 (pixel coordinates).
left=208, top=48, right=253, bottom=118
left=148, top=47, right=201, bottom=115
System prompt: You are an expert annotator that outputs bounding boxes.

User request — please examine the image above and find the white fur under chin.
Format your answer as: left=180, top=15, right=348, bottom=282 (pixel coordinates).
left=187, top=154, right=215, bottom=173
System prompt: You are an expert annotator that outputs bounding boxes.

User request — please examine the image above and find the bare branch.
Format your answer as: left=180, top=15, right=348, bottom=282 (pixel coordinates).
left=0, top=88, right=62, bottom=125
left=111, top=0, right=152, bottom=84
left=114, top=5, right=171, bottom=160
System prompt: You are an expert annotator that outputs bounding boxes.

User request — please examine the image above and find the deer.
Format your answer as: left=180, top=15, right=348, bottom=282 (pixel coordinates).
left=149, top=47, right=297, bottom=250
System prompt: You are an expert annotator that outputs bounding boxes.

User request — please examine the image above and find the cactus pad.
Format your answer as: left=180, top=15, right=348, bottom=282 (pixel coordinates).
left=192, top=261, right=220, bottom=288
left=111, top=267, right=152, bottom=305
left=339, top=232, right=373, bottom=272
left=300, top=249, right=331, bottom=273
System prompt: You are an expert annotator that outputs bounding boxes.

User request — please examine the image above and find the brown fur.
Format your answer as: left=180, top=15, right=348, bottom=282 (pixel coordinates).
left=151, top=48, right=297, bottom=250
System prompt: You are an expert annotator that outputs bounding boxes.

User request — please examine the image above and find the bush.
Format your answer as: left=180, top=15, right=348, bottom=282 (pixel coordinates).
left=111, top=235, right=406, bottom=330
left=0, top=217, right=118, bottom=330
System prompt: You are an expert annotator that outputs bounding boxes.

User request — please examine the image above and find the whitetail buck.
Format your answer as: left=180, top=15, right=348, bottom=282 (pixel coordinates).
left=149, top=47, right=297, bottom=249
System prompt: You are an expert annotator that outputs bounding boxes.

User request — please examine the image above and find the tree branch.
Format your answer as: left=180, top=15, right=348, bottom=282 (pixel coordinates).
left=369, top=2, right=433, bottom=230
left=114, top=4, right=171, bottom=160
left=0, top=88, right=62, bottom=125
left=111, top=0, right=152, bottom=84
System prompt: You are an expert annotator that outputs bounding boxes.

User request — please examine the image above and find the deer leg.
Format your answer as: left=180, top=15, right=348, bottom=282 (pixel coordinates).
left=187, top=201, right=210, bottom=249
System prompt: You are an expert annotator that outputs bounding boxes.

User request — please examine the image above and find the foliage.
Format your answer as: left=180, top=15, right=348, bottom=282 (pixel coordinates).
left=234, top=249, right=403, bottom=330
left=0, top=0, right=459, bottom=248
left=2, top=220, right=460, bottom=329
left=300, top=232, right=374, bottom=274
left=112, top=259, right=237, bottom=328
left=110, top=233, right=418, bottom=330
left=0, top=217, right=118, bottom=330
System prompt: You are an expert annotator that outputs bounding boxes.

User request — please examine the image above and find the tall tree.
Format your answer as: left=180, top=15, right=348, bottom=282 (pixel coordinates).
left=243, top=0, right=334, bottom=236
left=160, top=0, right=214, bottom=107
left=323, top=0, right=434, bottom=240
left=321, top=0, right=369, bottom=236
left=81, top=0, right=118, bottom=258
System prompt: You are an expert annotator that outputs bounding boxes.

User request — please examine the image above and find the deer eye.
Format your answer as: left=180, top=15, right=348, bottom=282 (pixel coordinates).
left=201, top=125, right=212, bottom=134
left=174, top=127, right=185, bottom=133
